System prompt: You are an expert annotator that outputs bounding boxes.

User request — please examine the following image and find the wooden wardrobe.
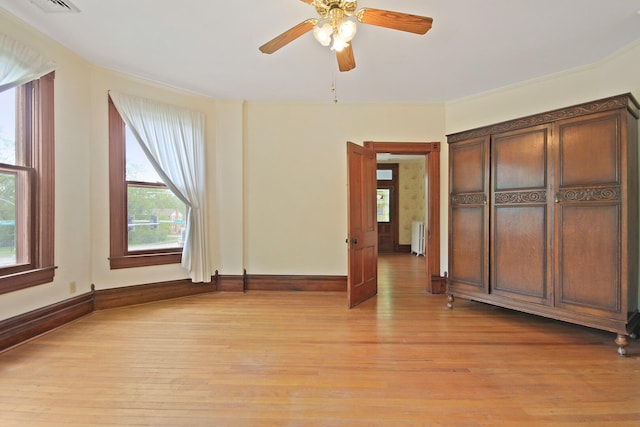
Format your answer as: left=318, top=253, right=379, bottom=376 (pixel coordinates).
left=446, top=93, right=640, bottom=355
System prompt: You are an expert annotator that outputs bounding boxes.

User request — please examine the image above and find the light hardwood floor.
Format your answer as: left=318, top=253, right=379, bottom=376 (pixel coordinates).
left=1, top=253, right=639, bottom=426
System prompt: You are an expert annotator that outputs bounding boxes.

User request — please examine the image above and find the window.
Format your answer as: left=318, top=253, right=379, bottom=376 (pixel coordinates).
left=376, top=189, right=391, bottom=222
left=0, top=73, right=56, bottom=294
left=108, top=97, right=186, bottom=269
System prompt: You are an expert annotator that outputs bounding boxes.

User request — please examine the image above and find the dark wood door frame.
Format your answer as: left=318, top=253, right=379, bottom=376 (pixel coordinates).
left=364, top=141, right=442, bottom=293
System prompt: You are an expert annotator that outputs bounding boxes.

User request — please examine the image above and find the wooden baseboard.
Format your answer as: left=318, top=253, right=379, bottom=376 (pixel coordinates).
left=216, top=275, right=245, bottom=292
left=93, top=279, right=217, bottom=310
left=246, top=275, right=347, bottom=292
left=398, top=244, right=411, bottom=253
left=214, top=274, right=348, bottom=292
left=429, top=275, right=447, bottom=294
left=0, top=293, right=94, bottom=352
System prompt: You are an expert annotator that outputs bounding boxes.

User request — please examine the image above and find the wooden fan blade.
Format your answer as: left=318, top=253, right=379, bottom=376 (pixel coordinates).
left=259, top=19, right=318, bottom=54
left=336, top=44, right=356, bottom=72
left=356, top=8, right=433, bottom=35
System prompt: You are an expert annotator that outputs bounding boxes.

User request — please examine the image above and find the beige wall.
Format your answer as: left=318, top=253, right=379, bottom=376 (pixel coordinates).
left=87, top=68, right=221, bottom=289
left=0, top=9, right=93, bottom=320
left=445, top=42, right=640, bottom=133
left=1, top=7, right=639, bottom=320
left=243, top=103, right=444, bottom=275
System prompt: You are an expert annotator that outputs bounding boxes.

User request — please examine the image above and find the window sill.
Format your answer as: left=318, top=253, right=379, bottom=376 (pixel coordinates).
left=109, top=252, right=182, bottom=269
left=0, top=266, right=57, bottom=295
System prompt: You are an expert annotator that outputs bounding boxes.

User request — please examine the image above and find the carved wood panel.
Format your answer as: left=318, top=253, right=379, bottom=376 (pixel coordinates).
left=490, top=126, right=551, bottom=305
left=557, top=204, right=620, bottom=315
left=450, top=207, right=486, bottom=290
left=449, top=137, right=489, bottom=293
left=492, top=126, right=548, bottom=191
left=554, top=111, right=624, bottom=317
left=450, top=138, right=486, bottom=194
left=558, top=113, right=620, bottom=187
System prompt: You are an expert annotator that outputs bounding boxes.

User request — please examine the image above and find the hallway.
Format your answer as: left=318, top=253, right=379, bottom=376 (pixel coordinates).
left=378, top=252, right=430, bottom=296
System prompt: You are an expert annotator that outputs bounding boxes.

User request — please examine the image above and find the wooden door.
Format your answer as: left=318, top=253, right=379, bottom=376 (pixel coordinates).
left=554, top=111, right=626, bottom=319
left=448, top=137, right=489, bottom=295
left=490, top=125, right=552, bottom=305
left=376, top=163, right=398, bottom=252
left=347, top=142, right=378, bottom=308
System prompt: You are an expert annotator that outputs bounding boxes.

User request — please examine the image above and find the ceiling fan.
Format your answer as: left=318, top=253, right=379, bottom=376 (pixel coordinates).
left=259, top=0, right=433, bottom=72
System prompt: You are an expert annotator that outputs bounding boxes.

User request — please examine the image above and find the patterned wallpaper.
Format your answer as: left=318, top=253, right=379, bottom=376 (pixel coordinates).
left=379, top=159, right=426, bottom=245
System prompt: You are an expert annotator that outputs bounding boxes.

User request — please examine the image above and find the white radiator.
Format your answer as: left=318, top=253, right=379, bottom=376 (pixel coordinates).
left=411, top=221, right=425, bottom=256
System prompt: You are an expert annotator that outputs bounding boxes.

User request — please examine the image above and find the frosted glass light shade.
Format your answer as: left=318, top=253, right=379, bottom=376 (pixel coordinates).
left=338, top=19, right=357, bottom=42
left=313, top=23, right=333, bottom=47
left=331, top=36, right=348, bottom=52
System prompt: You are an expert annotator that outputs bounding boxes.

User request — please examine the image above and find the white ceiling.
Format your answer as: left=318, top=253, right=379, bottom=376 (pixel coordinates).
left=2, top=0, right=640, bottom=104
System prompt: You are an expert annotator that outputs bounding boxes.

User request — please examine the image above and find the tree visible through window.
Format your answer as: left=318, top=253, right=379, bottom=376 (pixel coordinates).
left=125, top=127, right=187, bottom=251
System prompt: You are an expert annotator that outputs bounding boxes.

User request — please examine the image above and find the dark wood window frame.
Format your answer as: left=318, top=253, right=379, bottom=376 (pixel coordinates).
left=0, top=72, right=56, bottom=295
left=108, top=97, right=182, bottom=269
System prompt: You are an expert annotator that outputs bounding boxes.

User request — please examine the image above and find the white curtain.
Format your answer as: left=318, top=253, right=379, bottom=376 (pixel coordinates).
left=0, top=32, right=56, bottom=92
left=109, top=91, right=212, bottom=283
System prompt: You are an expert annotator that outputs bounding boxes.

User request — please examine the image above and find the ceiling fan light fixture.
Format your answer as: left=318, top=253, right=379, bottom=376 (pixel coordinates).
left=337, top=19, right=357, bottom=42
left=259, top=0, right=433, bottom=73
left=313, top=22, right=333, bottom=46
left=331, top=36, right=348, bottom=52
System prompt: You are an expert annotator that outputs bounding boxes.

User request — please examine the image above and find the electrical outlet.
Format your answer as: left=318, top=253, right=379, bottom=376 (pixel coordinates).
left=69, top=281, right=77, bottom=294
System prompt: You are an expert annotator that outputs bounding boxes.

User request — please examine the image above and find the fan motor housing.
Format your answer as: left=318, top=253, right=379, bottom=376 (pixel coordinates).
left=314, top=0, right=357, bottom=19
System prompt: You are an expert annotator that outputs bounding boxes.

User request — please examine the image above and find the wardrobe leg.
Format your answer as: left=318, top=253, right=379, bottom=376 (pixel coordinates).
left=615, top=334, right=629, bottom=357
left=446, top=294, right=455, bottom=310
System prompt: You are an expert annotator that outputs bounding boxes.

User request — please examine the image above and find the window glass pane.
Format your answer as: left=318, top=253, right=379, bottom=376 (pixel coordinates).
left=125, top=126, right=163, bottom=183
left=377, top=189, right=390, bottom=222
left=0, top=87, right=17, bottom=165
left=0, top=169, right=30, bottom=267
left=376, top=169, right=392, bottom=180
left=0, top=172, right=16, bottom=267
left=127, top=185, right=187, bottom=251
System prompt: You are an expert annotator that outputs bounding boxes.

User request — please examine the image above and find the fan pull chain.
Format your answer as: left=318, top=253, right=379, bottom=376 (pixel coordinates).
left=330, top=52, right=339, bottom=104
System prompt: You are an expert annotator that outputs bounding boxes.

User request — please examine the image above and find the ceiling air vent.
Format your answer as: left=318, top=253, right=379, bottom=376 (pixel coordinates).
left=29, top=0, right=80, bottom=13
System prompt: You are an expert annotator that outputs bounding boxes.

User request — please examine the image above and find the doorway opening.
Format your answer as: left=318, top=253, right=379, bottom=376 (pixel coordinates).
left=365, top=141, right=442, bottom=294
left=376, top=156, right=428, bottom=255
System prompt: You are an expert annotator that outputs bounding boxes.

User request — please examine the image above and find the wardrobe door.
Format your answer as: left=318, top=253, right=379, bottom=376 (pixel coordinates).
left=489, top=126, right=553, bottom=305
left=448, top=137, right=489, bottom=295
left=554, top=111, right=625, bottom=319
